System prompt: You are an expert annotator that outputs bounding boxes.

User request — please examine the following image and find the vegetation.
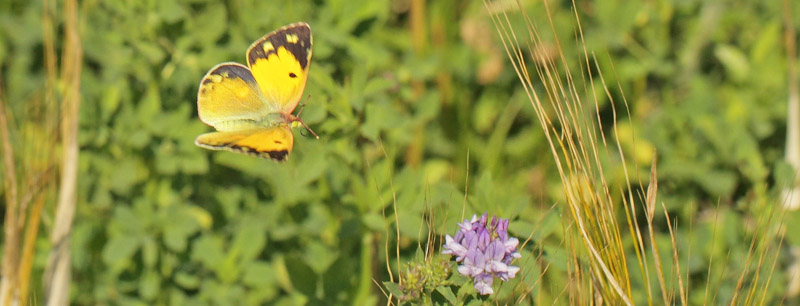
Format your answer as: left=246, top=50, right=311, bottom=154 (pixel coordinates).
left=0, top=0, right=797, bottom=304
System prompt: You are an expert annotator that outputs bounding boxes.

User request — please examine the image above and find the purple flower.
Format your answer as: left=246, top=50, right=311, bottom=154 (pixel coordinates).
left=441, top=213, right=522, bottom=295
left=474, top=273, right=494, bottom=295
left=458, top=217, right=475, bottom=231
left=497, top=265, right=520, bottom=282
left=497, top=219, right=509, bottom=241
left=442, top=235, right=468, bottom=261
left=457, top=248, right=485, bottom=277
left=477, top=228, right=490, bottom=251
left=485, top=241, right=508, bottom=274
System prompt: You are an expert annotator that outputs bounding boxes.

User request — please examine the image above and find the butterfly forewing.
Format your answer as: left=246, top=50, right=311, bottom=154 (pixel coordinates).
left=247, top=22, right=313, bottom=114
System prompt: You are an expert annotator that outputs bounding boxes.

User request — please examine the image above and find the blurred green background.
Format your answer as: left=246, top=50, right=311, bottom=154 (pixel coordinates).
left=1, top=0, right=799, bottom=304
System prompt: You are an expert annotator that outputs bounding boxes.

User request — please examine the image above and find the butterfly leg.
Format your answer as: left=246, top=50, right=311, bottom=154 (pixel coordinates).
left=290, top=94, right=318, bottom=139
left=295, top=94, right=312, bottom=117
left=294, top=117, right=319, bottom=139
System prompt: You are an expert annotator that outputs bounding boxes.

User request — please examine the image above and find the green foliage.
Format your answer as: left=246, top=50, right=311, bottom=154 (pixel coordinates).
left=391, top=254, right=452, bottom=304
left=0, top=0, right=796, bottom=304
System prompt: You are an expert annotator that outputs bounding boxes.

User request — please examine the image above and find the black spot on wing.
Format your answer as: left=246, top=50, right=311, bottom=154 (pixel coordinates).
left=248, top=24, right=312, bottom=70
left=289, top=72, right=297, bottom=78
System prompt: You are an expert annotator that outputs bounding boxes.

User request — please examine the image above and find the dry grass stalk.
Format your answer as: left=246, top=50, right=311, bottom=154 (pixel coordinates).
left=0, top=0, right=62, bottom=303
left=781, top=0, right=800, bottom=210
left=483, top=0, right=787, bottom=304
left=0, top=90, right=21, bottom=306
left=484, top=0, right=635, bottom=303
left=43, top=0, right=83, bottom=304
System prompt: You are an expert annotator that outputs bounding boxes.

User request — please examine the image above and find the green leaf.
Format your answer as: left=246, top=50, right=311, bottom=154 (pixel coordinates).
left=383, top=281, right=403, bottom=297
left=191, top=4, right=228, bottom=45
left=157, top=0, right=187, bottom=23
left=436, top=286, right=458, bottom=305
left=192, top=234, right=225, bottom=270
left=283, top=255, right=317, bottom=296
left=139, top=270, right=160, bottom=301
left=175, top=272, right=200, bottom=290
left=362, top=213, right=385, bottom=232
left=102, top=235, right=141, bottom=274
left=465, top=299, right=484, bottom=306
left=714, top=44, right=750, bottom=82
left=231, top=221, right=266, bottom=262
left=109, top=159, right=146, bottom=195
left=142, top=236, right=158, bottom=268
left=163, top=206, right=200, bottom=252
left=302, top=241, right=338, bottom=275
left=242, top=261, right=278, bottom=288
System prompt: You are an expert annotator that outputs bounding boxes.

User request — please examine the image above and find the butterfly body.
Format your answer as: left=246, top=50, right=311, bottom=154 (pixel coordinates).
left=195, top=23, right=314, bottom=162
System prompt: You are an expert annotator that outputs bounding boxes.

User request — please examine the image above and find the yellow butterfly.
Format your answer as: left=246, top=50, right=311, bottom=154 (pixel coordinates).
left=195, top=22, right=317, bottom=162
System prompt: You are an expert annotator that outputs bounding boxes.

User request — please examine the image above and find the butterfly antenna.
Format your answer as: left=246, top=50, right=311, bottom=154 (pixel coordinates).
left=296, top=118, right=319, bottom=139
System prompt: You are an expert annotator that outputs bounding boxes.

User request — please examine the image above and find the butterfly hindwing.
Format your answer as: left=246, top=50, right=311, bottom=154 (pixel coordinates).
left=247, top=22, right=312, bottom=114
left=194, top=125, right=294, bottom=162
left=197, top=63, right=269, bottom=129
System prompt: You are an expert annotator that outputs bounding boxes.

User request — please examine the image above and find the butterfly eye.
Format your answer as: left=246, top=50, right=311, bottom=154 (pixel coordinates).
left=289, top=72, right=297, bottom=78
